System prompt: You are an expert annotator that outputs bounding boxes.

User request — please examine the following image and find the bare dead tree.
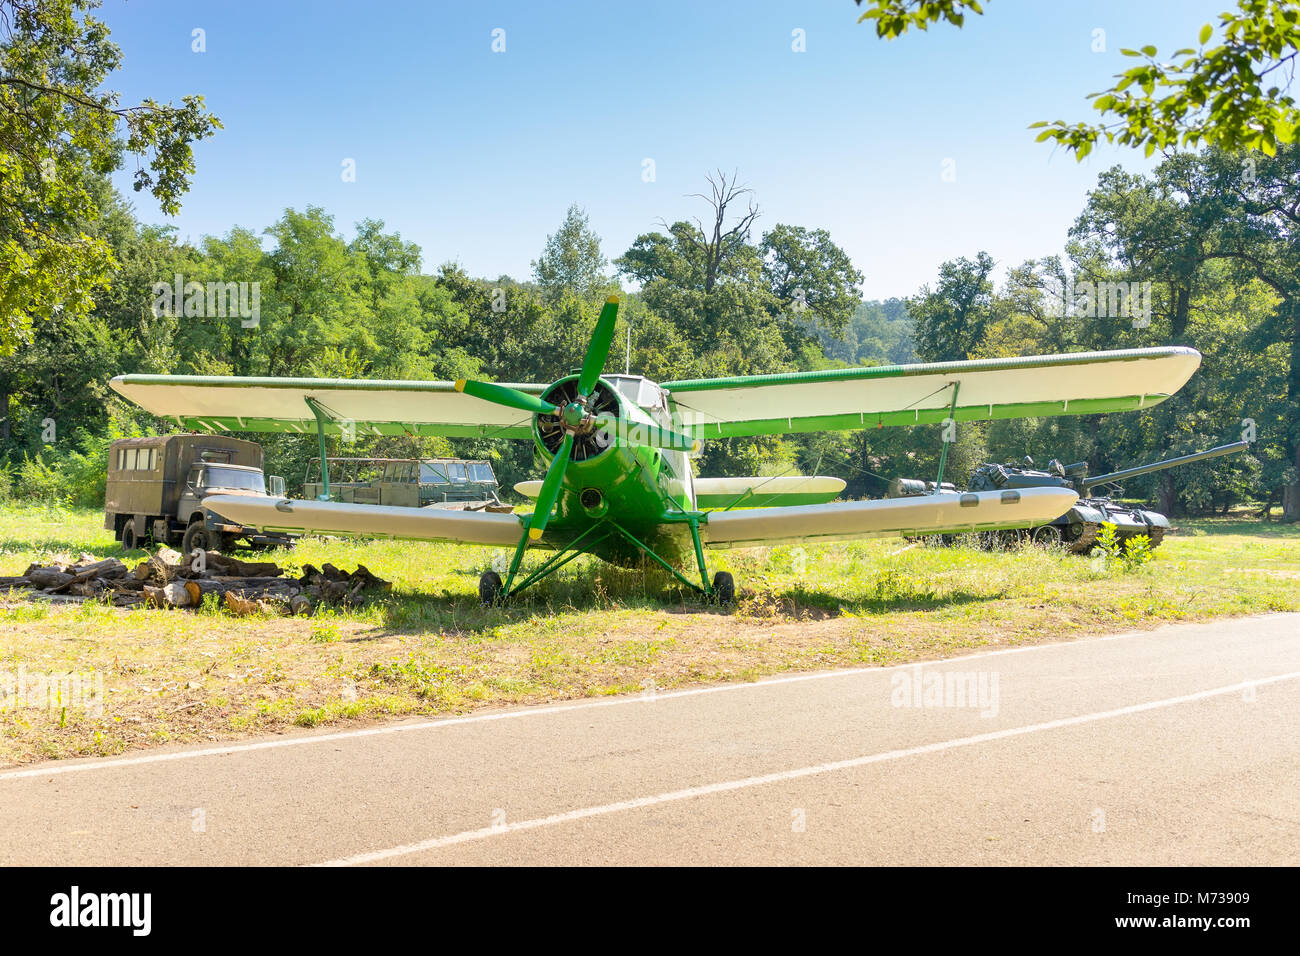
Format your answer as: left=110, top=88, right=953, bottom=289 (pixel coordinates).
left=680, top=169, right=761, bottom=294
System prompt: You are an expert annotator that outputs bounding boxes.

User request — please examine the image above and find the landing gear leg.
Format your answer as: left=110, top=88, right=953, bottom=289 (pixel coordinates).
left=687, top=517, right=734, bottom=607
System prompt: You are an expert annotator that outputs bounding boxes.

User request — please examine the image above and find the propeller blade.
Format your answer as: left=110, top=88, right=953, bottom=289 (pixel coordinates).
left=577, top=296, right=620, bottom=398
left=455, top=379, right=558, bottom=416
left=528, top=432, right=573, bottom=541
left=590, top=414, right=700, bottom=454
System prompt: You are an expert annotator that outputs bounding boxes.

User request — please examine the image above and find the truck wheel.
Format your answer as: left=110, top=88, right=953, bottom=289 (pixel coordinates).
left=182, top=523, right=226, bottom=557
left=121, top=524, right=141, bottom=552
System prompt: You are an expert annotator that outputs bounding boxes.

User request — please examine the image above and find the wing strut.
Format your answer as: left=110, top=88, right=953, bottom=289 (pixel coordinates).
left=304, top=397, right=333, bottom=501
left=933, top=381, right=961, bottom=492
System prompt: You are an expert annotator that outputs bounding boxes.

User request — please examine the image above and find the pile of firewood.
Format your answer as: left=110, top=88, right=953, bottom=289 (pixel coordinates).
left=0, top=550, right=390, bottom=616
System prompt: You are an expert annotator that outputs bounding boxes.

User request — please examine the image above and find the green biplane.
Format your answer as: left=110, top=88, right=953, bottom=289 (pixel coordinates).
left=110, top=297, right=1201, bottom=605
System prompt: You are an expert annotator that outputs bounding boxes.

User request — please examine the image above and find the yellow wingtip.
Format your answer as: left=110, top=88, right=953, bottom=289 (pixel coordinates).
left=528, top=527, right=543, bottom=540
left=454, top=379, right=466, bottom=392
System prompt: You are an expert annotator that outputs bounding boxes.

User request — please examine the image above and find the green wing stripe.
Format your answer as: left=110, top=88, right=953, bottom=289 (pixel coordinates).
left=113, top=374, right=545, bottom=393
left=688, top=395, right=1168, bottom=438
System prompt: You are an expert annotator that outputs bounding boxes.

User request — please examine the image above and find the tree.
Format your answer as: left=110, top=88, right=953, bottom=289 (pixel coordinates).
left=1071, top=146, right=1300, bottom=518
left=532, top=203, right=607, bottom=301
left=760, top=224, right=864, bottom=339
left=0, top=0, right=221, bottom=354
left=907, top=251, right=995, bottom=361
left=854, top=0, right=1300, bottom=160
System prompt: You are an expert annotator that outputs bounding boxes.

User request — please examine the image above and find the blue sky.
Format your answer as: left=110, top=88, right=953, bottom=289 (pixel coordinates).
left=106, top=0, right=1227, bottom=299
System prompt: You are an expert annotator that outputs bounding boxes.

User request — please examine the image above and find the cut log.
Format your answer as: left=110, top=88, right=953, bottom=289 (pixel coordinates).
left=351, top=564, right=391, bottom=590
left=223, top=591, right=284, bottom=616
left=28, top=569, right=75, bottom=590
left=145, top=550, right=183, bottom=584
left=200, top=552, right=283, bottom=578
left=182, top=578, right=299, bottom=604
left=70, top=558, right=129, bottom=579
left=48, top=558, right=129, bottom=593
left=0, top=576, right=32, bottom=588
left=144, top=581, right=194, bottom=608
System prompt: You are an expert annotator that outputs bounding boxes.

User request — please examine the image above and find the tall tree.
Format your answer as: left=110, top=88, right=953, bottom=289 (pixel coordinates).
left=532, top=203, right=607, bottom=301
left=0, top=0, right=220, bottom=354
left=907, top=251, right=995, bottom=361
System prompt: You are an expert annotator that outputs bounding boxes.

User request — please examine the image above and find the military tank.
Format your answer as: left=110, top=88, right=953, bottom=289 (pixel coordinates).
left=891, top=441, right=1250, bottom=553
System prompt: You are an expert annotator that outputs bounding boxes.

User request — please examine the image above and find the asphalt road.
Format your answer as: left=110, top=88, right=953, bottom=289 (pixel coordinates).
left=3, top=613, right=1298, bottom=866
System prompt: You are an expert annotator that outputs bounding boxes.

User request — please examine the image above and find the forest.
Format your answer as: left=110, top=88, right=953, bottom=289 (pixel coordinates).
left=2, top=149, right=1298, bottom=520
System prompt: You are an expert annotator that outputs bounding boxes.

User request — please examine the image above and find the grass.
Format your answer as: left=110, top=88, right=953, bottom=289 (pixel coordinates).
left=1, top=501, right=1297, bottom=767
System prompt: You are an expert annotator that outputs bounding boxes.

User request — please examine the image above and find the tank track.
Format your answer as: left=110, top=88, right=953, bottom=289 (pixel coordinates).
left=1064, top=522, right=1100, bottom=554
left=1145, top=527, right=1165, bottom=549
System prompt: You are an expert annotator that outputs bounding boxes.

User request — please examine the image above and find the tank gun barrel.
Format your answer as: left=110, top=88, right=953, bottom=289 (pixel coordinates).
left=1081, top=441, right=1250, bottom=493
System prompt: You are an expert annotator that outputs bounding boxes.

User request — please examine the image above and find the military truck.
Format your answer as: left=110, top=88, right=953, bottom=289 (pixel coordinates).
left=302, top=458, right=510, bottom=511
left=104, top=435, right=293, bottom=553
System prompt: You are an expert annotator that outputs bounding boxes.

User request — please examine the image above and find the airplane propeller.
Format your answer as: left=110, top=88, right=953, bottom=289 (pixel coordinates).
left=454, top=296, right=698, bottom=540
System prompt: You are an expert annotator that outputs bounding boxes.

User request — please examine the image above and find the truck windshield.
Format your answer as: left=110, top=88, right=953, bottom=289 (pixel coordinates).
left=203, top=467, right=265, bottom=492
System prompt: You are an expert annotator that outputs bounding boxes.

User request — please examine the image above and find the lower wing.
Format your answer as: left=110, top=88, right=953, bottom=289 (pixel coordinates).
left=700, top=488, right=1076, bottom=549
left=202, top=495, right=523, bottom=546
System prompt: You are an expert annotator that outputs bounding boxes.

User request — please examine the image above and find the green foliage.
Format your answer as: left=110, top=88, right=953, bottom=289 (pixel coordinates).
left=855, top=0, right=984, bottom=38
left=907, top=251, right=994, bottom=361
left=532, top=203, right=608, bottom=301
left=1094, top=524, right=1155, bottom=573
left=1032, top=0, right=1300, bottom=159
left=0, top=0, right=221, bottom=354
left=857, top=0, right=1300, bottom=161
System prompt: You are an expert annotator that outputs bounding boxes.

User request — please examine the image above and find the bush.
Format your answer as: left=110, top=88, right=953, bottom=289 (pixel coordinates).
left=1095, top=523, right=1155, bottom=573
left=11, top=431, right=114, bottom=507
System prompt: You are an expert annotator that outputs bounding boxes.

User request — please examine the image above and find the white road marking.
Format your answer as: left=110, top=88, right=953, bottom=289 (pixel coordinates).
left=313, top=671, right=1300, bottom=866
left=0, top=615, right=1288, bottom=782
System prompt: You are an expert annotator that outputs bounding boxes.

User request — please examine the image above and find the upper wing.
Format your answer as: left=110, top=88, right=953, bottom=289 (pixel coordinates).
left=701, top=487, right=1077, bottom=549
left=108, top=375, right=545, bottom=439
left=663, top=347, right=1201, bottom=438
left=202, top=495, right=524, bottom=546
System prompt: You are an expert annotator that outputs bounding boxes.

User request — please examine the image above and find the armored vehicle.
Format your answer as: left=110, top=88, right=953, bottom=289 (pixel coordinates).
left=302, top=458, right=509, bottom=511
left=891, top=441, right=1249, bottom=552
left=104, top=435, right=292, bottom=553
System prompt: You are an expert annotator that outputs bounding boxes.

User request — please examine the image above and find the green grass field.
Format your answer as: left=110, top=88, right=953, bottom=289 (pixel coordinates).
left=1, top=502, right=1298, bottom=767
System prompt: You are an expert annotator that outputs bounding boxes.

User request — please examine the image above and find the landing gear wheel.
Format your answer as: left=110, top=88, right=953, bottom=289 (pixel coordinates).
left=479, top=571, right=505, bottom=607
left=121, top=525, right=140, bottom=552
left=711, top=571, right=735, bottom=606
left=1031, top=525, right=1062, bottom=547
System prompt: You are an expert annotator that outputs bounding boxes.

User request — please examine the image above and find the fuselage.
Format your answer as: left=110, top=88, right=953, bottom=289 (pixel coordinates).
left=533, top=374, right=696, bottom=566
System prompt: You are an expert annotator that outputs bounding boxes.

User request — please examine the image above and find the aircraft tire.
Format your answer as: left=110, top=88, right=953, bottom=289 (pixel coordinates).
left=479, top=570, right=505, bottom=606
left=711, top=571, right=735, bottom=607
